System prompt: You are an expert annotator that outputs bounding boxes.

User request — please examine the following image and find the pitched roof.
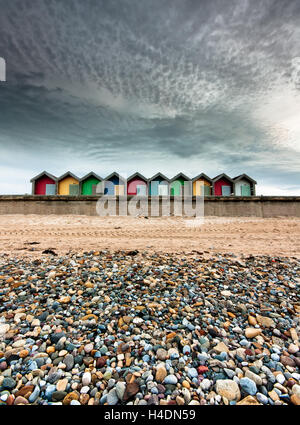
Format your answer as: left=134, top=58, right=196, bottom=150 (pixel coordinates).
left=103, top=172, right=126, bottom=183
left=192, top=173, right=213, bottom=183
left=148, top=172, right=170, bottom=182
left=233, top=174, right=257, bottom=184
left=30, top=171, right=57, bottom=183
left=57, top=171, right=80, bottom=182
left=170, top=172, right=190, bottom=182
left=79, top=172, right=102, bottom=182
left=127, top=172, right=148, bottom=182
left=212, top=173, right=234, bottom=183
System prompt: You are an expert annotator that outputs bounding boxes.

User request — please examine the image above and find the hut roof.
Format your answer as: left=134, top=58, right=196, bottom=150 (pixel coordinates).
left=212, top=173, right=234, bottom=183
left=57, top=171, right=80, bottom=182
left=80, top=172, right=102, bottom=182
left=127, top=172, right=148, bottom=182
left=148, top=172, right=170, bottom=182
left=170, top=172, right=190, bottom=182
left=30, top=171, right=57, bottom=183
left=233, top=174, right=257, bottom=184
left=103, top=172, right=126, bottom=184
left=192, top=173, right=213, bottom=183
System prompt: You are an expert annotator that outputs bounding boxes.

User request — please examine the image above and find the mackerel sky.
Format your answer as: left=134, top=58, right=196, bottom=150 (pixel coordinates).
left=0, top=0, right=300, bottom=195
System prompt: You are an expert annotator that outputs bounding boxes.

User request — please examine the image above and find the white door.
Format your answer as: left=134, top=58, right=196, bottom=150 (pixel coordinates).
left=158, top=184, right=168, bottom=195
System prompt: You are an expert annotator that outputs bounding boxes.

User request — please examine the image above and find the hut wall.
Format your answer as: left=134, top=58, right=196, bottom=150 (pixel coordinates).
left=34, top=176, right=56, bottom=195
left=127, top=179, right=147, bottom=195
left=193, top=179, right=211, bottom=196
left=58, top=177, right=79, bottom=195
left=235, top=179, right=251, bottom=196
left=214, top=178, right=233, bottom=196
left=82, top=177, right=100, bottom=195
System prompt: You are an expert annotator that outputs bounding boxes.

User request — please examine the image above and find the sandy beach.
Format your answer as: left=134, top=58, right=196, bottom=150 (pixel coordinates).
left=0, top=215, right=299, bottom=258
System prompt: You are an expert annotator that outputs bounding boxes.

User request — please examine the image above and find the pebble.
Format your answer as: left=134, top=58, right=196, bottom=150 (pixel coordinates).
left=245, top=370, right=262, bottom=386
left=115, top=381, right=126, bottom=400
left=70, top=399, right=81, bottom=405
left=237, top=395, right=260, bottom=405
left=155, top=366, right=167, bottom=383
left=216, top=379, right=241, bottom=401
left=0, top=251, right=298, bottom=405
left=28, top=385, right=40, bottom=403
left=256, top=392, right=269, bottom=404
left=156, top=348, right=168, bottom=361
left=245, top=328, right=262, bottom=339
left=63, top=354, right=74, bottom=371
left=1, top=377, right=16, bottom=390
left=82, top=372, right=91, bottom=386
left=187, top=368, right=198, bottom=379
left=200, top=379, right=211, bottom=391
left=288, top=344, right=299, bottom=354
left=107, top=388, right=119, bottom=405
left=164, top=375, right=178, bottom=385
left=239, top=377, right=257, bottom=395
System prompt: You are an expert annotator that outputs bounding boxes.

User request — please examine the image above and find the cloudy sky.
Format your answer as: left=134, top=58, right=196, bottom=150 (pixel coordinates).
left=0, top=0, right=300, bottom=195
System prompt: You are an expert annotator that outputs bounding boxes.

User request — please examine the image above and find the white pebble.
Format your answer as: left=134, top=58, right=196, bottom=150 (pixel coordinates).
left=276, top=374, right=285, bottom=385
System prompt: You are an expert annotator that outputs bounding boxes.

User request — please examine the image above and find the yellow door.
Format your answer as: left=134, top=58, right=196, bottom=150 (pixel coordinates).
left=115, top=185, right=124, bottom=195
left=193, top=179, right=210, bottom=196
left=193, top=180, right=204, bottom=196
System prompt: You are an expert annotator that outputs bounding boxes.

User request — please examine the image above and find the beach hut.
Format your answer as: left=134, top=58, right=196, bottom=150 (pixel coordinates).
left=170, top=173, right=191, bottom=196
left=212, top=173, right=234, bottom=196
left=80, top=172, right=103, bottom=195
left=192, top=173, right=212, bottom=196
left=127, top=172, right=148, bottom=196
left=31, top=171, right=57, bottom=195
left=233, top=174, right=257, bottom=196
left=57, top=171, right=80, bottom=195
left=104, top=172, right=126, bottom=195
left=148, top=172, right=170, bottom=196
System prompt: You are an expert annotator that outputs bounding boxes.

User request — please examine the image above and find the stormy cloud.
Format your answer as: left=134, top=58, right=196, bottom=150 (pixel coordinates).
left=0, top=0, right=299, bottom=194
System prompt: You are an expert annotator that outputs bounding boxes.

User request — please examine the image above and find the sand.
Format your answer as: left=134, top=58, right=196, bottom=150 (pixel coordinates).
left=0, top=214, right=299, bottom=258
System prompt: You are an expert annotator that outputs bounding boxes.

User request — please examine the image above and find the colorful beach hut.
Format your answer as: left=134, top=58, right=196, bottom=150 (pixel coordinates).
left=104, top=172, right=126, bottom=195
left=170, top=173, right=191, bottom=196
left=31, top=171, right=57, bottom=195
left=212, top=174, right=234, bottom=196
left=80, top=172, right=103, bottom=195
left=57, top=171, right=80, bottom=195
left=148, top=173, right=170, bottom=196
left=233, top=174, right=257, bottom=196
left=127, top=172, right=148, bottom=196
left=192, top=173, right=212, bottom=196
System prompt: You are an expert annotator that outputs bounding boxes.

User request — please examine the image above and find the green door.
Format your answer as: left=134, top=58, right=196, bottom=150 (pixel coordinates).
left=241, top=184, right=251, bottom=196
left=204, top=185, right=211, bottom=196
left=171, top=181, right=182, bottom=196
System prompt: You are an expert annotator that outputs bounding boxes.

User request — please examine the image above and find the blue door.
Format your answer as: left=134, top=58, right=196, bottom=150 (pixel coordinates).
left=104, top=181, right=115, bottom=195
left=46, top=184, right=56, bottom=195
left=221, top=185, right=231, bottom=196
left=150, top=181, right=159, bottom=196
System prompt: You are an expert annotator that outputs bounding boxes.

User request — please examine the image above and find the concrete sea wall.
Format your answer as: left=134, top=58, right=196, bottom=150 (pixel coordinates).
left=0, top=195, right=299, bottom=217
